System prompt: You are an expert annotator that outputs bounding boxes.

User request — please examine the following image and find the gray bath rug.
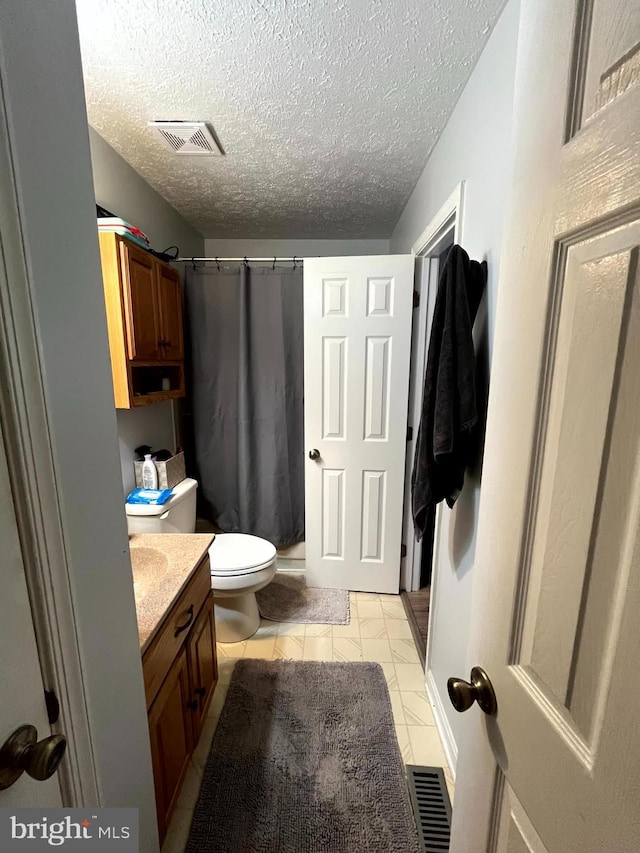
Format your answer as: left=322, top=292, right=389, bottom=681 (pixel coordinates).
left=187, top=660, right=420, bottom=853
left=256, top=572, right=350, bottom=625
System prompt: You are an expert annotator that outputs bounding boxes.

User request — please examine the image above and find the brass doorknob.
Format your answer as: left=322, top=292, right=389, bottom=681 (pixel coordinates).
left=447, top=666, right=497, bottom=716
left=0, top=725, right=67, bottom=790
left=308, top=449, right=320, bottom=460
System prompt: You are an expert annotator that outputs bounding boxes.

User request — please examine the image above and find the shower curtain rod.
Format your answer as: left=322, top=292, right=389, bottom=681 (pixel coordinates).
left=175, top=256, right=305, bottom=263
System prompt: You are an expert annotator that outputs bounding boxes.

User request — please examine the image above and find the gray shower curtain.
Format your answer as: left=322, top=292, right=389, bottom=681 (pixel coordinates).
left=185, top=263, right=305, bottom=548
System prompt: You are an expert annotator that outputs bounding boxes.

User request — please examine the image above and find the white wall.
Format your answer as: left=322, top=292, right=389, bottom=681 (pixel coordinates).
left=117, top=402, right=176, bottom=495
left=0, top=2, right=158, bottom=849
left=391, top=0, right=520, bottom=766
left=204, top=237, right=390, bottom=257
left=89, top=128, right=204, bottom=495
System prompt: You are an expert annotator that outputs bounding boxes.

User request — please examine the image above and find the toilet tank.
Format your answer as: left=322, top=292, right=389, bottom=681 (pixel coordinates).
left=125, top=477, right=198, bottom=535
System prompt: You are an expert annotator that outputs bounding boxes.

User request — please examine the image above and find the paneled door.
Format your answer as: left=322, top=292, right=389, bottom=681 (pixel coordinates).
left=0, top=419, right=63, bottom=807
left=450, top=1, right=640, bottom=851
left=304, top=255, right=414, bottom=593
left=157, top=264, right=184, bottom=360
left=120, top=240, right=160, bottom=361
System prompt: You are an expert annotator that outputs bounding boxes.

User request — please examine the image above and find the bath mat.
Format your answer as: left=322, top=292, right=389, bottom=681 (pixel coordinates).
left=256, top=572, right=350, bottom=624
left=186, top=660, right=420, bottom=853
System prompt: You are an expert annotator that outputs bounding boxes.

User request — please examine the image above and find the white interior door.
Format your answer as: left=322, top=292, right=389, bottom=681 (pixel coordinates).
left=304, top=255, right=414, bottom=593
left=0, top=423, right=63, bottom=807
left=450, top=0, right=640, bottom=851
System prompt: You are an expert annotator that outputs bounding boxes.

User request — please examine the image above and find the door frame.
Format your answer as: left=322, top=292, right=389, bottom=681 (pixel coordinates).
left=401, top=182, right=465, bottom=593
left=0, top=72, right=99, bottom=805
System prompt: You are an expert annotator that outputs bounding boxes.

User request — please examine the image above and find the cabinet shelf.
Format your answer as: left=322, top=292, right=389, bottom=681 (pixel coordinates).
left=131, top=390, right=185, bottom=408
left=99, top=232, right=186, bottom=408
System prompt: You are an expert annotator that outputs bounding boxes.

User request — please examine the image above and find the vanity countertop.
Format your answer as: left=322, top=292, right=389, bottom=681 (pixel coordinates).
left=129, top=533, right=214, bottom=652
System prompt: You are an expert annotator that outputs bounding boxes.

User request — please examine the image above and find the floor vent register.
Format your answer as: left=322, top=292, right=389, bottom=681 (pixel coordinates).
left=406, top=765, right=452, bottom=852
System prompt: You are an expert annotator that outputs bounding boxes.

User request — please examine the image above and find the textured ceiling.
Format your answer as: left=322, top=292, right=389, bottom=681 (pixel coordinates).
left=76, top=0, right=504, bottom=239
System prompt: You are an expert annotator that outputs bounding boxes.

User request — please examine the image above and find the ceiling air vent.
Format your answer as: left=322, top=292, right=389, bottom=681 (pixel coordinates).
left=148, top=121, right=223, bottom=156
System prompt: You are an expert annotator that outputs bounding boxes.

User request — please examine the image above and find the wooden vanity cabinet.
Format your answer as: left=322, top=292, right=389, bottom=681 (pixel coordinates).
left=143, top=556, right=218, bottom=841
left=187, top=594, right=218, bottom=739
left=148, top=648, right=193, bottom=836
left=98, top=232, right=185, bottom=408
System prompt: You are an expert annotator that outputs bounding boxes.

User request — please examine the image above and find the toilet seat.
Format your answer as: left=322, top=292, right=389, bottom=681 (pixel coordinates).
left=209, top=533, right=276, bottom=577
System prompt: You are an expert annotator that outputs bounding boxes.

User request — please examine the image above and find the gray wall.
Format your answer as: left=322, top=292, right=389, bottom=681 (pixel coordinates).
left=204, top=237, right=390, bottom=257
left=89, top=128, right=204, bottom=495
left=0, top=2, right=158, bottom=847
left=391, top=0, right=520, bottom=763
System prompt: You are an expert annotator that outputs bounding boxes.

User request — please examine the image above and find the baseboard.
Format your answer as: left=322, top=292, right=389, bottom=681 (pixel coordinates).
left=275, top=558, right=305, bottom=574
left=425, top=668, right=458, bottom=779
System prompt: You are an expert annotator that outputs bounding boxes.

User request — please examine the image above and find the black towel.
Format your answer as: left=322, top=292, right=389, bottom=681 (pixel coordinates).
left=412, top=245, right=487, bottom=538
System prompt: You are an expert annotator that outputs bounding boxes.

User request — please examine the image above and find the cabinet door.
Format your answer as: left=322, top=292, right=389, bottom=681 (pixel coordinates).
left=157, top=264, right=184, bottom=360
left=187, top=594, right=218, bottom=740
left=148, top=648, right=193, bottom=840
left=120, top=241, right=161, bottom=361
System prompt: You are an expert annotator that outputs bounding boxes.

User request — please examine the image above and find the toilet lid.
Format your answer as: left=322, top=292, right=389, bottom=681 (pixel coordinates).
left=209, top=533, right=276, bottom=574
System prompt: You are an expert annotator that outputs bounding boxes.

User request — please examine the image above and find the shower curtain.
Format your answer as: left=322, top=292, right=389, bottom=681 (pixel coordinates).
left=185, top=263, right=305, bottom=548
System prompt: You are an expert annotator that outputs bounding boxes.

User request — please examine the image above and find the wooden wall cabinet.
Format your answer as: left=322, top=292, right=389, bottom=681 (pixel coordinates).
left=99, top=232, right=186, bottom=408
left=143, top=557, right=218, bottom=841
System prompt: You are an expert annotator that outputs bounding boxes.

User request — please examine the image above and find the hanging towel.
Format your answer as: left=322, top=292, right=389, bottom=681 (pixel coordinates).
left=412, top=245, right=487, bottom=538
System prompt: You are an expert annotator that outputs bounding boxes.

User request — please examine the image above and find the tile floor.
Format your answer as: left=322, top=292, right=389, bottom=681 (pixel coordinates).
left=162, top=589, right=454, bottom=853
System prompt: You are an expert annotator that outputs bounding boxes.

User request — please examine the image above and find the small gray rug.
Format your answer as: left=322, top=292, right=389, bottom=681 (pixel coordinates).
left=256, top=572, right=350, bottom=625
left=187, top=660, right=420, bottom=853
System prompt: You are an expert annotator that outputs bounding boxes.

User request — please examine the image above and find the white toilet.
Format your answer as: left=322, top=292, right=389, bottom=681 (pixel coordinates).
left=125, top=477, right=277, bottom=642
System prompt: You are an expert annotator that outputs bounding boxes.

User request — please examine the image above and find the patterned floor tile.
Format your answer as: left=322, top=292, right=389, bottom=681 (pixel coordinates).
left=390, top=638, right=421, bottom=665
left=384, top=619, right=413, bottom=639
left=164, top=581, right=451, bottom=847
left=254, top=619, right=279, bottom=638
left=407, top=725, right=448, bottom=767
left=400, top=691, right=436, bottom=726
left=361, top=638, right=394, bottom=662
left=273, top=636, right=304, bottom=660
left=358, top=617, right=388, bottom=639
left=357, top=600, right=384, bottom=619
left=216, top=658, right=239, bottom=685
left=394, top=663, right=427, bottom=691
left=304, top=623, right=333, bottom=638
left=276, top=621, right=307, bottom=637
left=216, top=641, right=246, bottom=659
left=378, top=594, right=402, bottom=605
left=377, top=660, right=398, bottom=691
left=192, top=716, right=218, bottom=772
left=176, top=759, right=203, bottom=811
left=243, top=636, right=276, bottom=659
left=332, top=619, right=361, bottom=638
left=394, top=724, right=414, bottom=763
left=332, top=637, right=363, bottom=662
left=381, top=601, right=406, bottom=620
left=388, top=691, right=406, bottom=725
left=161, top=807, right=193, bottom=853
left=355, top=591, right=381, bottom=602
left=302, top=637, right=333, bottom=661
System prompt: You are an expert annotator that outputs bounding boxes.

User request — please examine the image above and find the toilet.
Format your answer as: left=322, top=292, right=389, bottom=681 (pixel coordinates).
left=125, top=477, right=277, bottom=642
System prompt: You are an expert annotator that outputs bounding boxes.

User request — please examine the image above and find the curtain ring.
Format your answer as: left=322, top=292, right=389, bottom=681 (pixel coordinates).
left=215, top=256, right=221, bottom=271
left=272, top=256, right=276, bottom=271
left=243, top=256, right=249, bottom=269
left=191, top=257, right=196, bottom=270
left=293, top=256, right=298, bottom=270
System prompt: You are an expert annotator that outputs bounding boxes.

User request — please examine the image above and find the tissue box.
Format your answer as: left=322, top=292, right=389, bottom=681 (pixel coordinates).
left=134, top=451, right=186, bottom=490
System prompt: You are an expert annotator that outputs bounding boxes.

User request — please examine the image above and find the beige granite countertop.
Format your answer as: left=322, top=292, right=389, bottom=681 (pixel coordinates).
left=129, top=533, right=214, bottom=652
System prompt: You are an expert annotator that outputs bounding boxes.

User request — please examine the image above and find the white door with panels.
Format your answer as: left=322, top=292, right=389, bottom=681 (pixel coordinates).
left=0, top=422, right=63, bottom=807
left=304, top=255, right=414, bottom=593
left=450, top=0, right=640, bottom=851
